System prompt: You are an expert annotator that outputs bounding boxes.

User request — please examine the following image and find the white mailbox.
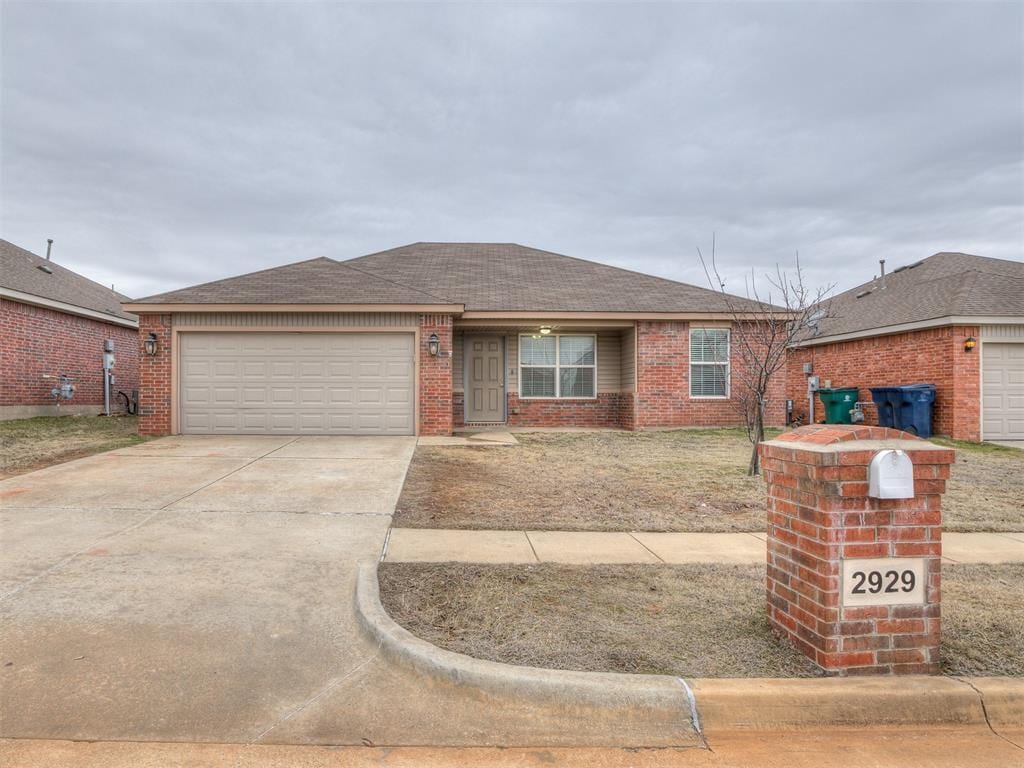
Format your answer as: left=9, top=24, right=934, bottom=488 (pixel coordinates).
left=868, top=449, right=915, bottom=499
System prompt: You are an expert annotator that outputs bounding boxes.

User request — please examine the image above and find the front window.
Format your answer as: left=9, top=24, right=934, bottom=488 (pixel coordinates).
left=519, top=334, right=596, bottom=398
left=690, top=328, right=730, bottom=397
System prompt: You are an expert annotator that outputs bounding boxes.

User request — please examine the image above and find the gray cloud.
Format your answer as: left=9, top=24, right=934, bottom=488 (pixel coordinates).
left=2, top=1, right=1021, bottom=301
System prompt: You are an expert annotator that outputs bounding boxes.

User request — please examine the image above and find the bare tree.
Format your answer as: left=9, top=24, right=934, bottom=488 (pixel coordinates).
left=697, top=237, right=834, bottom=475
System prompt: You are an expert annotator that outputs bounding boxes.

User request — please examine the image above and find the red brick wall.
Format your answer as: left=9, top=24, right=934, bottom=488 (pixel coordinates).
left=1, top=298, right=139, bottom=412
left=137, top=313, right=172, bottom=436
left=506, top=392, right=629, bottom=428
left=634, top=320, right=786, bottom=430
left=760, top=425, right=954, bottom=675
left=419, top=314, right=453, bottom=436
left=786, top=326, right=980, bottom=441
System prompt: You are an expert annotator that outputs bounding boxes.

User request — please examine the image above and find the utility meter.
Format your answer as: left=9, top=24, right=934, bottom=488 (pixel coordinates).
left=807, top=376, right=820, bottom=393
left=868, top=450, right=915, bottom=499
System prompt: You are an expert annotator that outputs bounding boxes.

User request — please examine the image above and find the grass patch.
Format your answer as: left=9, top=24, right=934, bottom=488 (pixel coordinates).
left=0, top=415, right=147, bottom=478
left=942, top=563, right=1024, bottom=676
left=931, top=438, right=1024, bottom=532
left=381, top=562, right=1024, bottom=678
left=379, top=562, right=824, bottom=678
left=394, top=429, right=778, bottom=532
left=393, top=428, right=1022, bottom=533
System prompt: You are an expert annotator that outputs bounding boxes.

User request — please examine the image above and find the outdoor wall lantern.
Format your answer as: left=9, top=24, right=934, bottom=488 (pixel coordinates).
left=964, top=336, right=977, bottom=353
left=427, top=333, right=440, bottom=357
left=143, top=333, right=159, bottom=356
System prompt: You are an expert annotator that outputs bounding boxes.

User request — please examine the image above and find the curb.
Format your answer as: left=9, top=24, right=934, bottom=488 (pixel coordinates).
left=691, top=677, right=989, bottom=731
left=355, top=561, right=701, bottom=734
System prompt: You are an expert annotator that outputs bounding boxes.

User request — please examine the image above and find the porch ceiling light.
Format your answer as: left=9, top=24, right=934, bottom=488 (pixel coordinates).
left=427, top=332, right=440, bottom=356
left=539, top=326, right=552, bottom=335
left=143, top=332, right=159, bottom=356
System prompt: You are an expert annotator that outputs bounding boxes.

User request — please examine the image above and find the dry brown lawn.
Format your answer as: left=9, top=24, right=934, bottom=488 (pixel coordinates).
left=395, top=429, right=773, bottom=532
left=0, top=415, right=146, bottom=479
left=393, top=430, right=1023, bottom=532
left=379, top=562, right=1024, bottom=678
left=932, top=439, right=1024, bottom=532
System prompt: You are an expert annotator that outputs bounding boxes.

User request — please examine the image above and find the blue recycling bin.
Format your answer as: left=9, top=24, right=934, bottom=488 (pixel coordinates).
left=894, top=383, right=937, bottom=438
left=869, top=384, right=936, bottom=437
left=868, top=386, right=899, bottom=428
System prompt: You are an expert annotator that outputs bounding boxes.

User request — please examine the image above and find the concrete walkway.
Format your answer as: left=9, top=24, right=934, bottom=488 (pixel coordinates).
left=385, top=528, right=1024, bottom=565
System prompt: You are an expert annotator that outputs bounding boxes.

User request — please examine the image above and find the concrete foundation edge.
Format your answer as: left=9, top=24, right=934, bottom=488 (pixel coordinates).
left=354, top=561, right=698, bottom=717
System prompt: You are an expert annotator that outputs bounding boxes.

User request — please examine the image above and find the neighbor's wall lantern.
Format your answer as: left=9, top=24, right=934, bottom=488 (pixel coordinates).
left=143, top=332, right=159, bottom=356
left=427, top=332, right=440, bottom=357
left=964, top=336, right=977, bottom=353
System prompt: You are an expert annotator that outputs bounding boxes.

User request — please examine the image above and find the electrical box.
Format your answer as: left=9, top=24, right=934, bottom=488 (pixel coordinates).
left=807, top=376, right=820, bottom=393
left=803, top=362, right=813, bottom=375
left=103, top=352, right=116, bottom=371
left=868, top=449, right=915, bottom=499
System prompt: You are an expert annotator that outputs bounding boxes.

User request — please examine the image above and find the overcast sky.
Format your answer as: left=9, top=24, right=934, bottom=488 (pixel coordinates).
left=2, top=2, right=1021, bottom=301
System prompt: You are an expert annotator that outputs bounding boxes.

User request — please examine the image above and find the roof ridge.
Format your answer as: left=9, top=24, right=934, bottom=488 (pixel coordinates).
left=347, top=241, right=765, bottom=308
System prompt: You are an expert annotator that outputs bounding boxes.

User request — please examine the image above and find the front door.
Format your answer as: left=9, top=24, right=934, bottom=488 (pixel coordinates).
left=466, top=336, right=505, bottom=422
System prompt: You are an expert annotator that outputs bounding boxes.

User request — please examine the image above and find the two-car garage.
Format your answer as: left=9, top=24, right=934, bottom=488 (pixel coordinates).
left=178, top=332, right=415, bottom=435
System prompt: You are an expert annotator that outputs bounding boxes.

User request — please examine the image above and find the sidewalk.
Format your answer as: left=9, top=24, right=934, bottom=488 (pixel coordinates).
left=384, top=528, right=1024, bottom=565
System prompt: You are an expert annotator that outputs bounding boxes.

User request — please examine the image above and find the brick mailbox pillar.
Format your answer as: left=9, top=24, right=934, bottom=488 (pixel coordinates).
left=758, top=425, right=956, bottom=675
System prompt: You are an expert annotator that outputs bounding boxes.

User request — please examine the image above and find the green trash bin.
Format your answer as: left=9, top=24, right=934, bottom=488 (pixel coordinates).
left=818, top=387, right=859, bottom=424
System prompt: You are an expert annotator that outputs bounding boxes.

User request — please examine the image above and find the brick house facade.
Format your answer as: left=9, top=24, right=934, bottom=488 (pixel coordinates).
left=120, top=243, right=820, bottom=438
left=786, top=325, right=982, bottom=442
left=1, top=240, right=140, bottom=420
left=781, top=252, right=1024, bottom=443
left=136, top=311, right=787, bottom=437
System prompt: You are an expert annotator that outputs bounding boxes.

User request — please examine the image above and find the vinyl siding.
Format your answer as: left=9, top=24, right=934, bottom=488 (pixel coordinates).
left=173, top=312, right=417, bottom=328
left=981, top=324, right=1024, bottom=341
left=621, top=325, right=636, bottom=392
left=452, top=329, right=465, bottom=391
left=596, top=333, right=621, bottom=393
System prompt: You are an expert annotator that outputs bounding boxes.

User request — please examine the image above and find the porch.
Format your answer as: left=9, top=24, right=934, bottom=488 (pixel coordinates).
left=452, top=322, right=637, bottom=430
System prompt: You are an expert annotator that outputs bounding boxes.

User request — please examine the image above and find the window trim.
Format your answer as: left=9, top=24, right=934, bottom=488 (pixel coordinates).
left=689, top=327, right=731, bottom=399
left=518, top=333, right=598, bottom=400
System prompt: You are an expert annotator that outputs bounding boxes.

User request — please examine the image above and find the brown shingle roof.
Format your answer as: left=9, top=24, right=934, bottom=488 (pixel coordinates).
left=0, top=239, right=136, bottom=323
left=134, top=242, right=764, bottom=313
left=136, top=256, right=452, bottom=305
left=808, top=252, right=1024, bottom=342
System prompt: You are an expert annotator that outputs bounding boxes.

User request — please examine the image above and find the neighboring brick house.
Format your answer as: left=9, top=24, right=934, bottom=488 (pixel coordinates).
left=123, top=242, right=786, bottom=437
left=1, top=239, right=139, bottom=419
left=787, top=252, right=1024, bottom=442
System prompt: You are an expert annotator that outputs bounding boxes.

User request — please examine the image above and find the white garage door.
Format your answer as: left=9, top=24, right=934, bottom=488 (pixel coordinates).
left=982, top=342, right=1024, bottom=440
left=179, top=332, right=415, bottom=435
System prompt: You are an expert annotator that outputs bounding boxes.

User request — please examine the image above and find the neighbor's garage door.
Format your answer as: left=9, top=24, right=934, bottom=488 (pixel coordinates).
left=982, top=342, right=1024, bottom=440
left=179, top=332, right=414, bottom=435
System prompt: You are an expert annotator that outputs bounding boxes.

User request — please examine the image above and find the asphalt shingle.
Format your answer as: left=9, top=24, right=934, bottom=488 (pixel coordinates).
left=1, top=239, right=136, bottom=322
left=809, top=252, right=1023, bottom=341
left=133, top=242, right=764, bottom=313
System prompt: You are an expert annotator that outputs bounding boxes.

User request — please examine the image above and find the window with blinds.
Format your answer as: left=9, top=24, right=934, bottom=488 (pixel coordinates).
left=690, top=328, right=730, bottom=397
left=519, top=334, right=597, bottom=398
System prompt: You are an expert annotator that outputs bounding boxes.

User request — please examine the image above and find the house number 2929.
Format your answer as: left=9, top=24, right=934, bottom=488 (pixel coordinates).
left=842, top=557, right=926, bottom=607
left=850, top=568, right=916, bottom=595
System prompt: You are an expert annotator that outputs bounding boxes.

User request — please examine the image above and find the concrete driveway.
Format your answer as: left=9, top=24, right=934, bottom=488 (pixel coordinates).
left=0, top=435, right=414, bottom=744
left=1, top=435, right=698, bottom=748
